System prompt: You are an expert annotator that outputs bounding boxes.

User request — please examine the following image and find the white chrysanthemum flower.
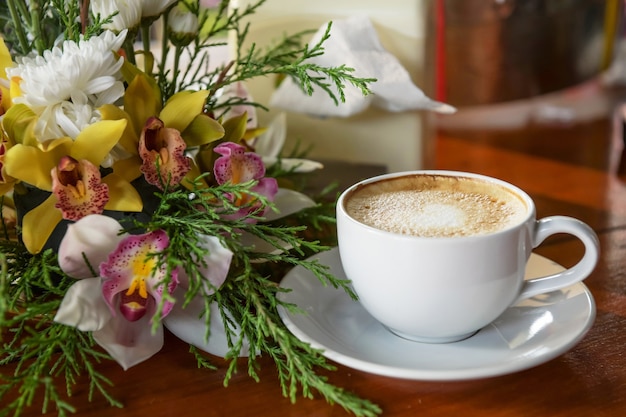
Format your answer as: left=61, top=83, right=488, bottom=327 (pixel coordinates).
left=141, top=0, right=178, bottom=17
left=7, top=30, right=127, bottom=141
left=92, top=0, right=142, bottom=32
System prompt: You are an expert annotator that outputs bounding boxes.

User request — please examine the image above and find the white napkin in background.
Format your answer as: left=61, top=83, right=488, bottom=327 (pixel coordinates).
left=269, top=16, right=456, bottom=117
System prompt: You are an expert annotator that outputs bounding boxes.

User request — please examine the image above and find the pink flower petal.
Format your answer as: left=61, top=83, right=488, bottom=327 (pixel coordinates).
left=213, top=142, right=265, bottom=185
left=100, top=230, right=178, bottom=321
left=253, top=178, right=278, bottom=204
left=51, top=156, right=109, bottom=220
left=213, top=142, right=278, bottom=221
left=0, top=140, right=7, bottom=183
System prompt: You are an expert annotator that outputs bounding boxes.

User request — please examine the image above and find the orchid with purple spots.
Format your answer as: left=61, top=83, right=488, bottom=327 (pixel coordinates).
left=54, top=214, right=233, bottom=370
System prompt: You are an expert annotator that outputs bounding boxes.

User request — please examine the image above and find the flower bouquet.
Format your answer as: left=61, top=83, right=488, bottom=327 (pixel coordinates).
left=0, top=1, right=380, bottom=416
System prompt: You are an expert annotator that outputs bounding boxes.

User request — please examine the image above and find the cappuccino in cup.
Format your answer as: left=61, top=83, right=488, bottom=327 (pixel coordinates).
left=344, top=174, right=528, bottom=238
left=336, top=170, right=599, bottom=343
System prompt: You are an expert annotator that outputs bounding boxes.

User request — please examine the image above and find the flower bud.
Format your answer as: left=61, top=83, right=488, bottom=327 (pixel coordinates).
left=141, top=0, right=178, bottom=18
left=92, top=0, right=142, bottom=32
left=167, top=4, right=199, bottom=47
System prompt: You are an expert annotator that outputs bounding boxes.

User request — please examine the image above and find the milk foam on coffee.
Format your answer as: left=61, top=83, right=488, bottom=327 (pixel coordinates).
left=344, top=174, right=528, bottom=237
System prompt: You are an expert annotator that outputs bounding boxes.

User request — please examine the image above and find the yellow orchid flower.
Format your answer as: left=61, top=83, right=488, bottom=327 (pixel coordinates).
left=4, top=119, right=142, bottom=254
left=104, top=70, right=226, bottom=189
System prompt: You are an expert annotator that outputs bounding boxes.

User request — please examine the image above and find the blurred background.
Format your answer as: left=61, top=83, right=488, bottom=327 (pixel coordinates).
left=434, top=0, right=626, bottom=132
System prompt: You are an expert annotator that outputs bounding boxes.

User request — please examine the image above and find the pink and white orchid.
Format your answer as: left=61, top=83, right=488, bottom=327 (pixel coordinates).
left=54, top=214, right=233, bottom=369
left=100, top=229, right=177, bottom=323
left=213, top=142, right=278, bottom=220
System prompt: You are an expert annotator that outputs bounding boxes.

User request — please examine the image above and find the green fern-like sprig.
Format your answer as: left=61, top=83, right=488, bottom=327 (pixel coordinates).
left=134, top=179, right=380, bottom=416
left=0, top=246, right=122, bottom=417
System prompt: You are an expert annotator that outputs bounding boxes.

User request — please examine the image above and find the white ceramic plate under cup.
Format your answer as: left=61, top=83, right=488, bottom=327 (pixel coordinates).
left=277, top=248, right=596, bottom=380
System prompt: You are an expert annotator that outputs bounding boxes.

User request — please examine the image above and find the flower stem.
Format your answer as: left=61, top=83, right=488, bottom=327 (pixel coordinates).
left=158, top=14, right=171, bottom=80
left=28, top=1, right=45, bottom=54
left=123, top=30, right=137, bottom=65
left=170, top=44, right=182, bottom=97
left=80, top=0, right=91, bottom=35
left=6, top=0, right=30, bottom=54
left=142, top=23, right=152, bottom=74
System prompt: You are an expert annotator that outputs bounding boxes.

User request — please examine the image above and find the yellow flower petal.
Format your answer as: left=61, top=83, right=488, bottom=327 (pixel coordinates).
left=0, top=37, right=13, bottom=81
left=2, top=104, right=38, bottom=146
left=119, top=58, right=161, bottom=100
left=99, top=104, right=139, bottom=155
left=71, top=119, right=127, bottom=165
left=221, top=113, right=248, bottom=143
left=112, top=156, right=142, bottom=182
left=0, top=38, right=15, bottom=112
left=21, top=195, right=62, bottom=254
left=160, top=90, right=210, bottom=133
left=125, top=74, right=162, bottom=134
left=102, top=173, right=143, bottom=212
left=0, top=182, right=14, bottom=196
left=10, top=76, right=22, bottom=103
left=182, top=113, right=225, bottom=147
left=0, top=85, right=10, bottom=113
left=5, top=139, right=73, bottom=190
left=242, top=127, right=267, bottom=141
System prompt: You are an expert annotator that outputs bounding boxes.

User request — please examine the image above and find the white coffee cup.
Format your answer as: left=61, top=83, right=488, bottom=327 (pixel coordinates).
left=336, top=170, right=600, bottom=343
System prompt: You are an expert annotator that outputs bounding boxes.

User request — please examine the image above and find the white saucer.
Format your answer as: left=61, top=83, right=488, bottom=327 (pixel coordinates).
left=277, top=248, right=596, bottom=381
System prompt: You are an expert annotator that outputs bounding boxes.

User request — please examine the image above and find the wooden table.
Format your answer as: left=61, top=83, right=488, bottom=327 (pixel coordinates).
left=9, top=109, right=626, bottom=416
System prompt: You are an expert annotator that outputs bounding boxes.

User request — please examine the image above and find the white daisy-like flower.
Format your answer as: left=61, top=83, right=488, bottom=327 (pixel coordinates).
left=141, top=0, right=178, bottom=17
left=92, top=0, right=142, bottom=32
left=7, top=30, right=127, bottom=141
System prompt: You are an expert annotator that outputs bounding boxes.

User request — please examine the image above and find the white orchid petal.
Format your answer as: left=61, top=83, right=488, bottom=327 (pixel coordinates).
left=263, top=188, right=316, bottom=221
left=260, top=156, right=278, bottom=167
left=177, top=235, right=233, bottom=294
left=54, top=278, right=111, bottom=332
left=239, top=188, right=315, bottom=254
left=239, top=232, right=288, bottom=256
left=277, top=158, right=324, bottom=173
left=58, top=214, right=125, bottom=278
left=197, top=235, right=233, bottom=293
left=93, top=313, right=164, bottom=370
left=164, top=291, right=251, bottom=358
left=255, top=112, right=286, bottom=158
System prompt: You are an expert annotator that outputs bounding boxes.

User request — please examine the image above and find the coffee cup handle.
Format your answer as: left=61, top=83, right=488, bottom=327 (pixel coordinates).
left=516, top=216, right=599, bottom=303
